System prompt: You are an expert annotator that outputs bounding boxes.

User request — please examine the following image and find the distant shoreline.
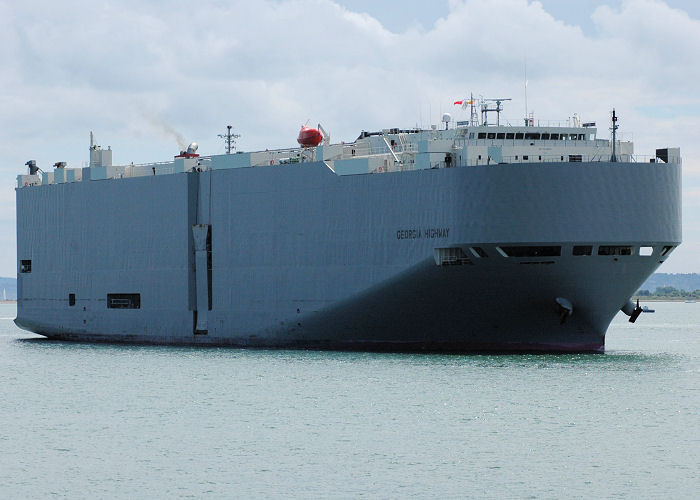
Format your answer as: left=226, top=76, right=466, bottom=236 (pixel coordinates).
left=0, top=300, right=17, bottom=304
left=633, top=297, right=697, bottom=302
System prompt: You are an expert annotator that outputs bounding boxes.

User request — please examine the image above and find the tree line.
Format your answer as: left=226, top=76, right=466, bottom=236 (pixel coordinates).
left=636, top=286, right=700, bottom=299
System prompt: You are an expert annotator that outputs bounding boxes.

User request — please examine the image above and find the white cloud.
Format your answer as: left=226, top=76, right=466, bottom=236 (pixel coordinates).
left=0, top=0, right=699, bottom=274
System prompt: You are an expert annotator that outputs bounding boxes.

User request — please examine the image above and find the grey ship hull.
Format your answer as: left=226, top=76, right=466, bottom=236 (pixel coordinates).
left=15, top=161, right=681, bottom=352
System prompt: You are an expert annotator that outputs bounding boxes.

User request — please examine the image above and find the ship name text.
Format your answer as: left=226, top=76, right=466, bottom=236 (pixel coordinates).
left=396, top=227, right=450, bottom=240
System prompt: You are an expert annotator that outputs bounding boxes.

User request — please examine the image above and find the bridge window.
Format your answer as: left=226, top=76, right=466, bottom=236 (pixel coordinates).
left=69, top=293, right=76, bottom=306
left=496, top=133, right=505, bottom=139
left=551, top=133, right=559, bottom=140
left=20, top=260, right=31, bottom=273
left=487, top=132, right=496, bottom=139
left=515, top=133, right=524, bottom=139
left=541, top=133, right=550, bottom=140
left=478, top=132, right=486, bottom=139
left=506, top=133, right=514, bottom=139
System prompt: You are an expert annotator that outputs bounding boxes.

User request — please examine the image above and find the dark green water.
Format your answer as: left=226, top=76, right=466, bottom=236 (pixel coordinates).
left=1, top=303, right=698, bottom=498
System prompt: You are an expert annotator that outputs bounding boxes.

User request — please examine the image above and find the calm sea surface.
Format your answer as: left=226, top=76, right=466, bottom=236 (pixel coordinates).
left=1, top=302, right=698, bottom=499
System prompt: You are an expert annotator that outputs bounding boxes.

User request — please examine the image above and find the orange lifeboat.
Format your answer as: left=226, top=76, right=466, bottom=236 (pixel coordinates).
left=297, top=126, right=323, bottom=148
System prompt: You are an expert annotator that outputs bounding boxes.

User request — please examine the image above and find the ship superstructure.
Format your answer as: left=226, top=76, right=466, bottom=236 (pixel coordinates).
left=15, top=113, right=640, bottom=183
left=15, top=99, right=682, bottom=352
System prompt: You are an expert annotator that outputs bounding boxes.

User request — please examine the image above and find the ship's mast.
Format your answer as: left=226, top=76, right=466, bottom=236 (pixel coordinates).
left=470, top=93, right=479, bottom=126
left=218, top=125, right=240, bottom=154
left=610, top=109, right=618, bottom=162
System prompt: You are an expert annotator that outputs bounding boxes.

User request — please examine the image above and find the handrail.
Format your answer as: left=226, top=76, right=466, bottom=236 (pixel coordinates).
left=477, top=154, right=674, bottom=165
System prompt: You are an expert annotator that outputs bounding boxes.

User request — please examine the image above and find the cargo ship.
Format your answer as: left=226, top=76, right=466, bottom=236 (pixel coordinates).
left=15, top=99, right=682, bottom=352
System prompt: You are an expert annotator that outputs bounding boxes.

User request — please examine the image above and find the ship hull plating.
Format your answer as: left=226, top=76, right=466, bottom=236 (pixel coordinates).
left=15, top=161, right=681, bottom=352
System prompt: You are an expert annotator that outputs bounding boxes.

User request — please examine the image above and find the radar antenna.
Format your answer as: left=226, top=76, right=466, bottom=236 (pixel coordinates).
left=218, top=125, right=241, bottom=154
left=481, top=98, right=512, bottom=126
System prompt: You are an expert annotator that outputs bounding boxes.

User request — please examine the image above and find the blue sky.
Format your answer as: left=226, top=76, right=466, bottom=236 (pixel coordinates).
left=0, top=0, right=698, bottom=275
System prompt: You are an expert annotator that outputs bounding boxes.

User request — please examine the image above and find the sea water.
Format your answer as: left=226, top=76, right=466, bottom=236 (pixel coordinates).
left=0, top=302, right=697, bottom=499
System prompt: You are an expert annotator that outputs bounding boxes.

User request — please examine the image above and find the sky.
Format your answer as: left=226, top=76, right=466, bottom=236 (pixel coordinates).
left=1, top=0, right=698, bottom=276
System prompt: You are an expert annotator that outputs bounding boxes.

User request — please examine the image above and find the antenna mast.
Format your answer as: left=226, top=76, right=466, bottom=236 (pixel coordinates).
left=610, top=109, right=618, bottom=162
left=456, top=93, right=480, bottom=126
left=218, top=125, right=240, bottom=154
left=470, top=93, right=479, bottom=126
left=524, top=58, right=529, bottom=126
